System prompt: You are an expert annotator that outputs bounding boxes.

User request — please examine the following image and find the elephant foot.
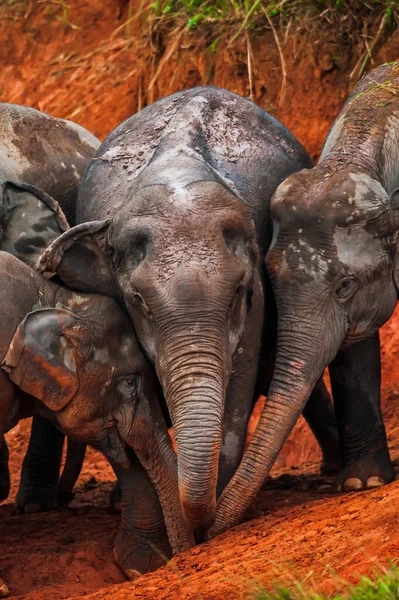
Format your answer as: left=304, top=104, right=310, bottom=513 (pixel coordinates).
left=0, top=577, right=9, bottom=598
left=0, top=472, right=10, bottom=503
left=0, top=439, right=10, bottom=502
left=319, top=440, right=342, bottom=476
left=320, top=454, right=341, bottom=476
left=14, top=484, right=58, bottom=515
left=56, top=487, right=75, bottom=507
left=113, top=529, right=171, bottom=579
left=340, top=455, right=394, bottom=492
left=107, top=481, right=122, bottom=514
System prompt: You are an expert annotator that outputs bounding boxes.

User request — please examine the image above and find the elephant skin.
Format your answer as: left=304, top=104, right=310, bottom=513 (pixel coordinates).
left=207, top=61, right=399, bottom=538
left=0, top=183, right=194, bottom=587
left=36, top=86, right=325, bottom=532
left=0, top=103, right=100, bottom=513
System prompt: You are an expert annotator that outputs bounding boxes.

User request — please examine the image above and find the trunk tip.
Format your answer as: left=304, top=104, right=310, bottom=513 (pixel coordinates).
left=179, top=484, right=216, bottom=531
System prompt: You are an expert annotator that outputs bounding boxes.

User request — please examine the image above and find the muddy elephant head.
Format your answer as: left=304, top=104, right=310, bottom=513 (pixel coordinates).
left=36, top=172, right=260, bottom=530
left=207, top=166, right=399, bottom=536
left=265, top=168, right=399, bottom=418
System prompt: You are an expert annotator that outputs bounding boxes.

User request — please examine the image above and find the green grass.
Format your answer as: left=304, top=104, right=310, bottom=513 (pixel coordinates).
left=146, top=0, right=398, bottom=32
left=250, top=565, right=399, bottom=600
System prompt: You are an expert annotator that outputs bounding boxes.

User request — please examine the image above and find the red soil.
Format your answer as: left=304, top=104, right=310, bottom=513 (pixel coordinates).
left=1, top=2, right=399, bottom=598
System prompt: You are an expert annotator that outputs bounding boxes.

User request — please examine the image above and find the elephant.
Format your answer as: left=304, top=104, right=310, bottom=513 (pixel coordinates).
left=0, top=182, right=194, bottom=593
left=0, top=102, right=100, bottom=513
left=36, top=86, right=340, bottom=532
left=207, top=61, right=399, bottom=538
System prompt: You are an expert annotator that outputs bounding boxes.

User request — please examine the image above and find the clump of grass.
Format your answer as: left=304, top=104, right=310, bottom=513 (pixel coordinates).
left=147, top=0, right=398, bottom=33
left=250, top=565, right=399, bottom=600
left=142, top=0, right=398, bottom=89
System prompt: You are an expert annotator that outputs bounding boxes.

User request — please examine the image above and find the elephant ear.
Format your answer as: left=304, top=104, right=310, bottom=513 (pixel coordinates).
left=2, top=308, right=80, bottom=411
left=36, top=220, right=118, bottom=297
left=0, top=182, right=69, bottom=267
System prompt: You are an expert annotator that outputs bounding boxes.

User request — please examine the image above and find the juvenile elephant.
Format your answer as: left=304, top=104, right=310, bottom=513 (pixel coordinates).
left=0, top=103, right=100, bottom=512
left=37, top=86, right=339, bottom=531
left=208, top=61, right=399, bottom=537
left=0, top=182, right=194, bottom=588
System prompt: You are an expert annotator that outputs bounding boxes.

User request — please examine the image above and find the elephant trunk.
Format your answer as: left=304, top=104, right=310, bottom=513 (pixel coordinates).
left=208, top=312, right=344, bottom=538
left=157, top=325, right=229, bottom=531
left=133, top=421, right=196, bottom=554
left=117, top=394, right=195, bottom=554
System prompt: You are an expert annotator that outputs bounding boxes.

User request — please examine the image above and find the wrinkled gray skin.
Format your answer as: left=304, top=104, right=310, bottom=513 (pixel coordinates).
left=0, top=103, right=99, bottom=224
left=0, top=103, right=100, bottom=515
left=0, top=182, right=194, bottom=585
left=208, top=61, right=399, bottom=538
left=37, top=86, right=338, bottom=532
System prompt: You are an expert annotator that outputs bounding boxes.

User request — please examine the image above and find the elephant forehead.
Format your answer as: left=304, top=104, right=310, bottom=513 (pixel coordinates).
left=282, top=241, right=332, bottom=279
left=333, top=226, right=386, bottom=270
left=154, top=237, right=221, bottom=283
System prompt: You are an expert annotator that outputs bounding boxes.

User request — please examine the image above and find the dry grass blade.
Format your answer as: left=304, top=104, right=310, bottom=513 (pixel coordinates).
left=264, top=7, right=287, bottom=108
left=148, top=26, right=186, bottom=92
left=246, top=31, right=254, bottom=101
left=350, top=10, right=392, bottom=80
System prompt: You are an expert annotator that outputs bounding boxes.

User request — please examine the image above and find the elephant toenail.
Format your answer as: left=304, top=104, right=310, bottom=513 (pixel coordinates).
left=343, top=477, right=363, bottom=491
left=366, top=476, right=385, bottom=488
left=113, top=548, right=143, bottom=581
left=0, top=580, right=9, bottom=598
left=123, top=568, right=143, bottom=580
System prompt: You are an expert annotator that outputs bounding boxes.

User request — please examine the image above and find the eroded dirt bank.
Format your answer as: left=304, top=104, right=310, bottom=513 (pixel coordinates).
left=1, top=1, right=399, bottom=598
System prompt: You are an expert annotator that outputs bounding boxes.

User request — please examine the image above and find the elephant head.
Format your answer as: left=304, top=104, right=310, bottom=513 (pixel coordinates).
left=207, top=166, right=399, bottom=537
left=36, top=174, right=260, bottom=530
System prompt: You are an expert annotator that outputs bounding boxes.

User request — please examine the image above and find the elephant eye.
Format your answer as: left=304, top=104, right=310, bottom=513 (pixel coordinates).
left=117, top=375, right=139, bottom=400
left=112, top=251, right=122, bottom=270
left=335, top=276, right=358, bottom=301
left=132, top=292, right=153, bottom=318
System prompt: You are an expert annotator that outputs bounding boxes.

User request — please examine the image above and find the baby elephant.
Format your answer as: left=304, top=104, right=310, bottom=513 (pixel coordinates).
left=0, top=183, right=193, bottom=595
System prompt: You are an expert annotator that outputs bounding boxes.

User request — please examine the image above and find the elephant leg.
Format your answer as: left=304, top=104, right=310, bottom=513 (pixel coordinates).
left=56, top=438, right=86, bottom=506
left=302, top=378, right=341, bottom=474
left=0, top=437, right=10, bottom=502
left=217, top=283, right=264, bottom=497
left=16, top=416, right=64, bottom=514
left=111, top=451, right=171, bottom=579
left=217, top=368, right=256, bottom=498
left=329, top=331, right=393, bottom=491
left=108, top=481, right=122, bottom=513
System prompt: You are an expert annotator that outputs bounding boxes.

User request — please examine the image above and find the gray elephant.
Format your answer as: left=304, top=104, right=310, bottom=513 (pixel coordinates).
left=208, top=61, right=399, bottom=538
left=0, top=102, right=100, bottom=512
left=0, top=182, right=193, bottom=592
left=36, top=86, right=339, bottom=532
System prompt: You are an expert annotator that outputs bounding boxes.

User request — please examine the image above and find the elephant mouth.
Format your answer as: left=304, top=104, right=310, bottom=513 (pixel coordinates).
left=342, top=326, right=365, bottom=347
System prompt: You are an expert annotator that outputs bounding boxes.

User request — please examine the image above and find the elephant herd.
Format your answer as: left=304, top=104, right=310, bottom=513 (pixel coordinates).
left=1, top=59, right=399, bottom=595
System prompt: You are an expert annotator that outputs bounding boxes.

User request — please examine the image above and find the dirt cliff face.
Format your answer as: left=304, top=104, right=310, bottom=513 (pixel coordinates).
left=1, top=2, right=399, bottom=598
left=2, top=0, right=398, bottom=159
